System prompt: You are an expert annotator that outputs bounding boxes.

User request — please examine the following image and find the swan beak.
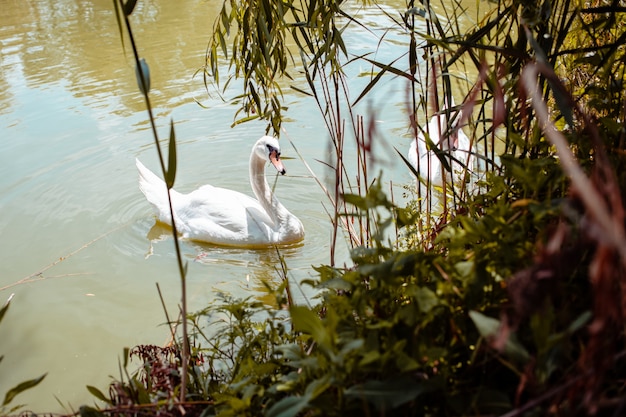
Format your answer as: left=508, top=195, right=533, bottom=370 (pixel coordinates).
left=269, top=149, right=286, bottom=175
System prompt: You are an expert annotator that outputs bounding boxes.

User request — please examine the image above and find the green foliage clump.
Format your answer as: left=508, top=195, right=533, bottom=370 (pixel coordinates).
left=88, top=169, right=602, bottom=416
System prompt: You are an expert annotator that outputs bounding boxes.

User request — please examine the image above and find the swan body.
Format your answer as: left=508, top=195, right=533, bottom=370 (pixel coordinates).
left=137, top=136, right=304, bottom=247
left=408, top=100, right=473, bottom=187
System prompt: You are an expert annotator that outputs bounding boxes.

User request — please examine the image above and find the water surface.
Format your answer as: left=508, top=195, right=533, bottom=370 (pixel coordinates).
left=0, top=0, right=481, bottom=411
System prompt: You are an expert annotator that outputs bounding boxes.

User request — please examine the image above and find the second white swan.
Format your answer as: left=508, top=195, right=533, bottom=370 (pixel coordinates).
left=408, top=99, right=473, bottom=187
left=136, top=136, right=304, bottom=247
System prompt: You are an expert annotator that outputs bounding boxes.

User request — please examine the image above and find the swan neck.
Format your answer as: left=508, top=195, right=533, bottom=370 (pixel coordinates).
left=250, top=153, right=289, bottom=225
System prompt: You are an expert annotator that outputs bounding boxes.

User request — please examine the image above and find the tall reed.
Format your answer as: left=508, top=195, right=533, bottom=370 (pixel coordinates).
left=112, top=0, right=190, bottom=402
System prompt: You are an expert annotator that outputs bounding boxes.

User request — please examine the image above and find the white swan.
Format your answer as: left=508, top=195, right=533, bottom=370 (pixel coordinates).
left=408, top=99, right=473, bottom=187
left=136, top=136, right=304, bottom=247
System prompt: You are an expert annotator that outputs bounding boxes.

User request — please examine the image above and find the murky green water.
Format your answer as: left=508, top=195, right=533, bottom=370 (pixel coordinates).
left=0, top=0, right=482, bottom=412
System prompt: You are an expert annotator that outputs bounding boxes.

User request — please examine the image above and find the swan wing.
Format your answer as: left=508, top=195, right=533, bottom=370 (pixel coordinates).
left=137, top=158, right=183, bottom=224
left=408, top=134, right=442, bottom=184
left=174, top=185, right=276, bottom=245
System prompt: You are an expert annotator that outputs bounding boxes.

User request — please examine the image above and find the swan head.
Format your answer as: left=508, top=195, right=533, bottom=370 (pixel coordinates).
left=255, top=136, right=286, bottom=175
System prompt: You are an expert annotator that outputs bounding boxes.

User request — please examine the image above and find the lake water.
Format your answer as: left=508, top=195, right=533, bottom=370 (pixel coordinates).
left=0, top=0, right=482, bottom=412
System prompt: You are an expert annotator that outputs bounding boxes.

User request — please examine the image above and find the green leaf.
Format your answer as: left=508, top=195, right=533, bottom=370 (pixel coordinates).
left=290, top=305, right=331, bottom=351
left=123, top=347, right=130, bottom=368
left=304, top=374, right=332, bottom=400
left=276, top=343, right=303, bottom=361
left=86, top=385, right=111, bottom=404
left=266, top=395, right=310, bottom=417
left=342, top=193, right=369, bottom=211
left=454, top=261, right=474, bottom=278
left=344, top=376, right=426, bottom=410
left=290, top=84, right=313, bottom=97
left=426, top=134, right=452, bottom=174
left=339, top=338, right=364, bottom=357
left=395, top=147, right=420, bottom=178
left=0, top=293, right=14, bottom=325
left=395, top=351, right=420, bottom=372
left=132, top=376, right=151, bottom=403
left=469, top=310, right=501, bottom=338
left=231, top=114, right=260, bottom=127
left=353, top=56, right=416, bottom=106
left=248, top=81, right=262, bottom=111
left=123, top=0, right=138, bottom=16
left=549, top=81, right=574, bottom=127
left=414, top=287, right=439, bottom=314
left=359, top=350, right=381, bottom=366
left=2, top=373, right=47, bottom=406
left=395, top=207, right=417, bottom=228
left=165, top=119, right=177, bottom=189
left=469, top=311, right=530, bottom=363
left=342, top=180, right=393, bottom=212
left=217, top=30, right=228, bottom=59
left=112, top=0, right=125, bottom=50
left=567, top=310, right=592, bottom=334
left=530, top=304, right=554, bottom=351
left=79, top=405, right=107, bottom=417
left=318, top=277, right=352, bottom=291
left=352, top=66, right=386, bottom=107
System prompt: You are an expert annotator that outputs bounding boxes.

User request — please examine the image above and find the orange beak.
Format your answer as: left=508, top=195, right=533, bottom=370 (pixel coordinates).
left=269, top=149, right=286, bottom=175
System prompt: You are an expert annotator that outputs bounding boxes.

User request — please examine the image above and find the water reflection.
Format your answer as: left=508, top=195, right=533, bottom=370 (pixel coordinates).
left=0, top=0, right=223, bottom=119
left=145, top=219, right=315, bottom=305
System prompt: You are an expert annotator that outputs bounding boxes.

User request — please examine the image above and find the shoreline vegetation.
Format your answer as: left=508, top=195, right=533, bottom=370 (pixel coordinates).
left=3, top=0, right=626, bottom=415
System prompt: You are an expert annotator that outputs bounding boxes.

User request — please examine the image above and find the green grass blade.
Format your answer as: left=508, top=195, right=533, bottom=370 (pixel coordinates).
left=123, top=0, right=138, bottom=16
left=2, top=373, right=47, bottom=406
left=112, top=0, right=125, bottom=51
left=165, top=119, right=177, bottom=189
left=0, top=294, right=13, bottom=325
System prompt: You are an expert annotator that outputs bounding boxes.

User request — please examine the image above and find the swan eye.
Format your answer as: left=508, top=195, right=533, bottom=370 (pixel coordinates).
left=267, top=144, right=281, bottom=157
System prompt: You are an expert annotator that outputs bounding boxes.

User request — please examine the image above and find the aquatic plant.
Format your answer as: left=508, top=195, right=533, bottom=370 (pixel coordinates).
left=75, top=0, right=626, bottom=416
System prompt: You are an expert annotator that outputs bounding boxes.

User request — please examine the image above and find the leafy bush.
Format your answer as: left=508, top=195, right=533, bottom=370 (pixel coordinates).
left=88, top=150, right=621, bottom=415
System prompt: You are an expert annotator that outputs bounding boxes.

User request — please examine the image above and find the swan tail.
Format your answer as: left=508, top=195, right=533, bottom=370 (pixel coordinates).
left=136, top=158, right=178, bottom=225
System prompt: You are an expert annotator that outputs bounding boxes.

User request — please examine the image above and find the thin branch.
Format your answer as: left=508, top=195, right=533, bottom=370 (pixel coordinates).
left=2, top=224, right=127, bottom=292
